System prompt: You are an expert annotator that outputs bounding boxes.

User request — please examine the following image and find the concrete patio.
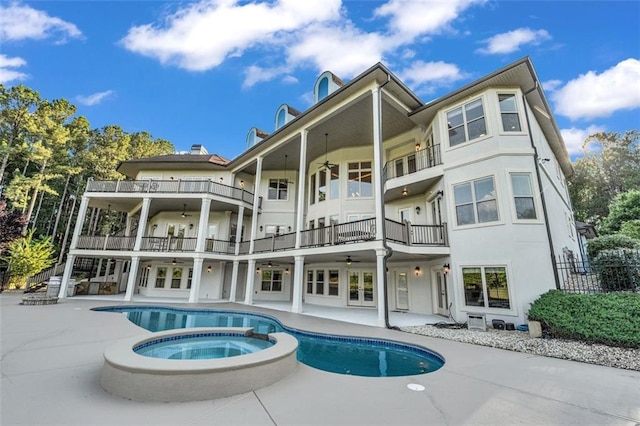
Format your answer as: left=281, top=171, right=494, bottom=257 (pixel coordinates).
left=2, top=292, right=639, bottom=425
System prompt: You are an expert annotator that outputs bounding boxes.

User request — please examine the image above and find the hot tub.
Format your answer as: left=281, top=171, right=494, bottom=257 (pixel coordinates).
left=100, top=327, right=298, bottom=402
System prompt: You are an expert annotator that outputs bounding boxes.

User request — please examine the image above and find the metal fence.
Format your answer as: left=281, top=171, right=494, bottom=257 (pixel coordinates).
left=555, top=250, right=640, bottom=294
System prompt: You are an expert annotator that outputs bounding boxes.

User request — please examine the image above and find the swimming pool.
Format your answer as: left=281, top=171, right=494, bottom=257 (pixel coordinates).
left=94, top=306, right=445, bottom=377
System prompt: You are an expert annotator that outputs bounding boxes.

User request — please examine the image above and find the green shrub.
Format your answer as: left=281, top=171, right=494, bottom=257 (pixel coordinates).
left=592, top=250, right=640, bottom=292
left=587, top=234, right=638, bottom=258
left=528, top=290, right=640, bottom=348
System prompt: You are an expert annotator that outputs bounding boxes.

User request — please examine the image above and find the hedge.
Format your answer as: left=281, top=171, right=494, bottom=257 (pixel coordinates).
left=527, top=290, right=640, bottom=348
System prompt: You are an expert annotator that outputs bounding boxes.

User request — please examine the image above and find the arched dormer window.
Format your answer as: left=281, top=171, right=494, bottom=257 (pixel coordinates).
left=246, top=127, right=269, bottom=149
left=314, top=71, right=344, bottom=103
left=274, top=104, right=301, bottom=130
left=276, top=108, right=286, bottom=129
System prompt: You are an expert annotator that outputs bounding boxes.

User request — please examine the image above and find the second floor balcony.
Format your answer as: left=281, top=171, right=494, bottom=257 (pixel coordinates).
left=383, top=144, right=442, bottom=182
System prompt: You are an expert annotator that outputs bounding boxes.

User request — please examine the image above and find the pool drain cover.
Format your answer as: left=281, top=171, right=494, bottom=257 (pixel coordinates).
left=407, top=383, right=425, bottom=391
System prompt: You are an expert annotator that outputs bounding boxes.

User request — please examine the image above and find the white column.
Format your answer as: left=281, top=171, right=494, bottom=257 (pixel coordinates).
left=124, top=256, right=139, bottom=301
left=124, top=213, right=133, bottom=237
left=133, top=198, right=151, bottom=251
left=58, top=196, right=90, bottom=299
left=235, top=206, right=244, bottom=255
left=376, top=248, right=387, bottom=327
left=291, top=255, right=305, bottom=313
left=295, top=130, right=308, bottom=249
left=229, top=260, right=240, bottom=302
left=248, top=156, right=263, bottom=254
left=57, top=254, right=75, bottom=299
left=244, top=259, right=257, bottom=304
left=371, top=87, right=384, bottom=240
left=196, top=198, right=211, bottom=252
left=189, top=258, right=204, bottom=303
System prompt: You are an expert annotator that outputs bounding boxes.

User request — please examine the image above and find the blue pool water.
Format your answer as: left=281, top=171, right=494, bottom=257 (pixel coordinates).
left=94, top=306, right=444, bottom=377
left=134, top=333, right=274, bottom=360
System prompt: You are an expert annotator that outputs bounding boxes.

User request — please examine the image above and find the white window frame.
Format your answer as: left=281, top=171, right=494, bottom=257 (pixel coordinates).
left=264, top=224, right=287, bottom=236
left=508, top=172, right=540, bottom=222
left=445, top=97, right=488, bottom=148
left=497, top=92, right=523, bottom=133
left=459, top=264, right=515, bottom=313
left=268, top=178, right=288, bottom=201
left=453, top=176, right=500, bottom=227
left=260, top=269, right=283, bottom=292
left=347, top=161, right=373, bottom=198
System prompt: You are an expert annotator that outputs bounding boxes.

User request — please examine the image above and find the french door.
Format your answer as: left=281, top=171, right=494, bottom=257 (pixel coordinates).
left=395, top=272, right=409, bottom=310
left=435, top=270, right=449, bottom=316
left=348, top=271, right=375, bottom=307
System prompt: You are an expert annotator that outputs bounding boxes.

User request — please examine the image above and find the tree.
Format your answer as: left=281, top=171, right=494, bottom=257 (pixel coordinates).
left=569, top=130, right=640, bottom=224
left=1, top=230, right=55, bottom=289
left=0, top=199, right=28, bottom=254
left=599, top=190, right=640, bottom=235
left=620, top=220, right=640, bottom=240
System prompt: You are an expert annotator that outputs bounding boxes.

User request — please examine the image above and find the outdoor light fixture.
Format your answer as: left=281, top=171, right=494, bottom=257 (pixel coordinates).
left=152, top=224, right=158, bottom=230
left=285, top=268, right=290, bottom=274
left=171, top=258, right=177, bottom=265
left=288, top=226, right=292, bottom=232
left=189, top=223, right=194, bottom=230
left=267, top=261, right=273, bottom=268
left=346, top=256, right=353, bottom=266
left=256, top=267, right=261, bottom=274
left=146, top=264, right=151, bottom=270
left=415, top=206, right=421, bottom=215
left=402, top=187, right=408, bottom=196
left=415, top=143, right=421, bottom=151
left=240, top=180, right=245, bottom=187
left=443, top=263, right=450, bottom=274
left=415, top=266, right=421, bottom=275
left=207, top=265, right=212, bottom=273
left=259, top=225, right=263, bottom=232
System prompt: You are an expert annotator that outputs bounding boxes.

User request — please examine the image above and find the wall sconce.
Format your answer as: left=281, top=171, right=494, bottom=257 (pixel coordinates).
left=402, top=187, right=408, bottom=197
left=152, top=224, right=158, bottom=230
left=239, top=180, right=245, bottom=187
left=285, top=268, right=289, bottom=274
left=169, top=176, right=174, bottom=181
left=256, top=267, right=261, bottom=274
left=415, top=206, right=421, bottom=215
left=288, top=226, right=292, bottom=232
left=259, top=225, right=263, bottom=232
left=206, top=265, right=212, bottom=273
left=219, top=177, right=224, bottom=183
left=436, top=190, right=444, bottom=198
left=146, top=264, right=151, bottom=270
left=443, top=263, right=450, bottom=274
left=415, top=143, right=421, bottom=151
left=189, top=223, right=194, bottom=230
left=415, top=266, right=421, bottom=276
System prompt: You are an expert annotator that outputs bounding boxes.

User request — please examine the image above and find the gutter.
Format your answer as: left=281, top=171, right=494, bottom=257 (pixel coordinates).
left=522, top=85, right=561, bottom=290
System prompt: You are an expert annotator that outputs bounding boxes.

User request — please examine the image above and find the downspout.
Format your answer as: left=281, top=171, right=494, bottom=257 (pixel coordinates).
left=377, top=73, right=399, bottom=330
left=522, top=85, right=561, bottom=290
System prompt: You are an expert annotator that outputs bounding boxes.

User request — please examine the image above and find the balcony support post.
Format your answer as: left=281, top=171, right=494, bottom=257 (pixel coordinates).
left=133, top=198, right=151, bottom=251
left=295, top=130, right=308, bottom=249
left=376, top=248, right=387, bottom=327
left=196, top=198, right=211, bottom=252
left=371, top=86, right=384, bottom=241
left=229, top=260, right=240, bottom=302
left=124, top=256, right=139, bottom=301
left=248, top=156, right=263, bottom=254
left=57, top=254, right=75, bottom=299
left=234, top=206, right=244, bottom=255
left=244, top=259, right=257, bottom=305
left=188, top=258, right=204, bottom=303
left=291, top=255, right=305, bottom=313
left=57, top=196, right=89, bottom=299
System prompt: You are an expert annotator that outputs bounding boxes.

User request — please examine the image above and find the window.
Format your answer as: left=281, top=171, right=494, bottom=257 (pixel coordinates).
left=171, top=268, right=182, bottom=289
left=268, top=179, right=288, bottom=200
left=498, top=94, right=521, bottom=131
left=454, top=177, right=498, bottom=225
left=348, top=162, right=372, bottom=197
left=155, top=267, right=167, bottom=288
left=306, top=271, right=314, bottom=294
left=261, top=269, right=283, bottom=292
left=510, top=173, right=537, bottom=219
left=328, top=270, right=339, bottom=296
left=318, top=77, right=329, bottom=101
left=462, top=266, right=511, bottom=309
left=447, top=98, right=486, bottom=147
left=315, top=270, right=325, bottom=295
left=318, top=170, right=327, bottom=201
left=330, top=165, right=339, bottom=199
left=187, top=268, right=193, bottom=289
left=276, top=108, right=286, bottom=129
left=309, top=174, right=316, bottom=204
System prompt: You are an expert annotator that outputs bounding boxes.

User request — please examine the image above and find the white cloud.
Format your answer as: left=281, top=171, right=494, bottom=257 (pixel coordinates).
left=0, top=54, right=27, bottom=83
left=477, top=27, right=551, bottom=55
left=121, top=0, right=341, bottom=71
left=0, top=3, right=82, bottom=43
left=552, top=58, right=640, bottom=120
left=541, top=79, right=562, bottom=93
left=374, top=0, right=485, bottom=43
left=281, top=75, right=298, bottom=84
left=400, top=60, right=466, bottom=93
left=76, top=90, right=114, bottom=106
left=561, top=125, right=606, bottom=155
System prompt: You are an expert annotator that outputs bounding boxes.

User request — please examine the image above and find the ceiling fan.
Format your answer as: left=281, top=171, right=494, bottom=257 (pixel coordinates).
left=283, top=154, right=294, bottom=185
left=318, top=133, right=338, bottom=170
left=180, top=204, right=192, bottom=218
left=344, top=256, right=361, bottom=266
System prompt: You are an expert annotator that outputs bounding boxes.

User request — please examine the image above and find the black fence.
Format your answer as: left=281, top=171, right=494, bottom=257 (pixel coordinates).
left=555, top=250, right=640, bottom=294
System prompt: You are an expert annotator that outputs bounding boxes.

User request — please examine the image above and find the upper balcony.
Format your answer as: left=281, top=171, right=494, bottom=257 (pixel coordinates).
left=86, top=179, right=255, bottom=206
left=383, top=144, right=444, bottom=199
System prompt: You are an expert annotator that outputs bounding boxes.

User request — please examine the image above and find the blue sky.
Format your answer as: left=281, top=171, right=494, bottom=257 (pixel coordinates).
left=1, top=0, right=639, bottom=161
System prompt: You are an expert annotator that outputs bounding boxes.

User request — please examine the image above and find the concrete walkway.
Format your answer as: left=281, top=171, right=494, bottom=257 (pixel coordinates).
left=2, top=292, right=639, bottom=425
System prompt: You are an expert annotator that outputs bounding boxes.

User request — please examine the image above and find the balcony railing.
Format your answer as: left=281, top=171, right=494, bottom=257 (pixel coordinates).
left=86, top=179, right=254, bottom=204
left=204, top=238, right=235, bottom=254
left=140, top=236, right=197, bottom=252
left=385, top=218, right=448, bottom=246
left=300, top=218, right=376, bottom=248
left=383, top=144, right=442, bottom=181
left=76, top=235, right=136, bottom=250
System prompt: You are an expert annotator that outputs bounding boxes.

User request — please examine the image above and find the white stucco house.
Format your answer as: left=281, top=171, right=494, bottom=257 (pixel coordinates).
left=58, top=57, right=580, bottom=327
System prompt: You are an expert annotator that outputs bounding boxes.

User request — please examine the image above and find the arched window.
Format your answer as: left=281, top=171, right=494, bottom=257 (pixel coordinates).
left=276, top=108, right=286, bottom=129
left=318, top=77, right=329, bottom=101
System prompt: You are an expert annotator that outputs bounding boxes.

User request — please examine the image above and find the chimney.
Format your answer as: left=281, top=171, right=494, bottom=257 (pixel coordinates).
left=190, top=144, right=208, bottom=155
